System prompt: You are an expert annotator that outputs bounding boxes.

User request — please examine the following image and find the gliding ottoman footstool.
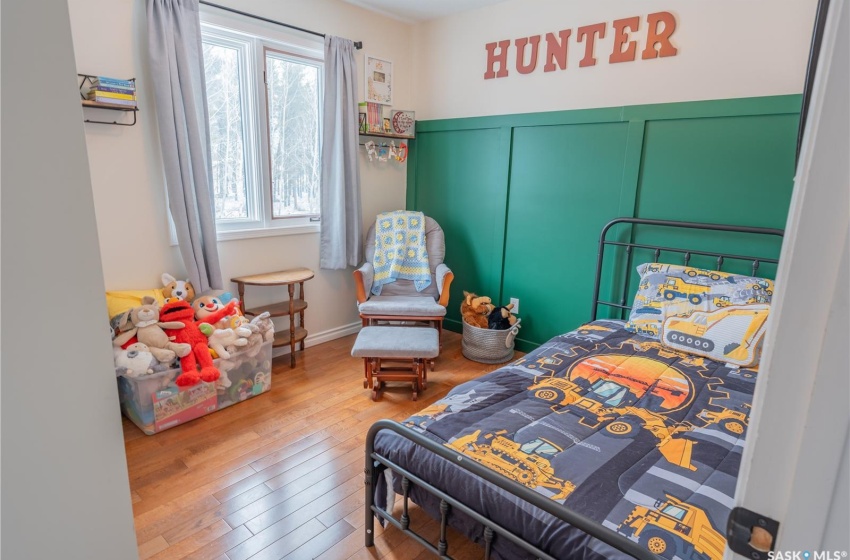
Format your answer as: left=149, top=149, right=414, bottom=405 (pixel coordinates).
left=351, top=326, right=439, bottom=401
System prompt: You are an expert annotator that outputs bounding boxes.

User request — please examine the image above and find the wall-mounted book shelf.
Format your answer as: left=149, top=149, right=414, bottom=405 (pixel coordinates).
left=78, top=74, right=138, bottom=127
left=359, top=131, right=414, bottom=141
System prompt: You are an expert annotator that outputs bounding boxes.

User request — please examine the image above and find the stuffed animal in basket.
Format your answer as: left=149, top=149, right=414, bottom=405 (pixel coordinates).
left=461, top=291, right=495, bottom=329
left=162, top=273, right=195, bottom=303
left=487, top=303, right=518, bottom=330
left=114, top=343, right=171, bottom=377
left=206, top=328, right=249, bottom=360
left=113, top=297, right=191, bottom=363
left=160, top=299, right=238, bottom=386
left=250, top=312, right=275, bottom=342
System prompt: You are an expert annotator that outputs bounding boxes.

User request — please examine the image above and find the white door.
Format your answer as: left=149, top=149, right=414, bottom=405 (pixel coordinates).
left=730, top=0, right=849, bottom=557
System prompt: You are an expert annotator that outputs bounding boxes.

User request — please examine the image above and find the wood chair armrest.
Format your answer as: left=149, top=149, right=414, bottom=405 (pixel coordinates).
left=353, top=269, right=368, bottom=304
left=438, top=271, right=454, bottom=307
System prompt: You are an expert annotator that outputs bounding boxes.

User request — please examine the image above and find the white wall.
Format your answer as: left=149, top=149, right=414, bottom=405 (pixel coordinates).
left=1, top=0, right=138, bottom=558
left=411, top=0, right=819, bottom=119
left=67, top=0, right=411, bottom=341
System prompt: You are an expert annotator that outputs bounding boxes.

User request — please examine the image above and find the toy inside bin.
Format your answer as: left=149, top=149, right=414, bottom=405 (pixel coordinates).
left=118, top=340, right=273, bottom=435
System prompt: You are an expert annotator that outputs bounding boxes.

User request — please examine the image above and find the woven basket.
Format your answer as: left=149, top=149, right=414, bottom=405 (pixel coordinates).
left=461, top=319, right=521, bottom=364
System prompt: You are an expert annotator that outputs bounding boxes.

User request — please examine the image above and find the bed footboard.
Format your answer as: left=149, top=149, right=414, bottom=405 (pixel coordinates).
left=365, top=419, right=658, bottom=560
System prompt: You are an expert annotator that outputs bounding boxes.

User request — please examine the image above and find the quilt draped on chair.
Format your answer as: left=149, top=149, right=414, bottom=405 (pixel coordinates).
left=371, top=211, right=431, bottom=296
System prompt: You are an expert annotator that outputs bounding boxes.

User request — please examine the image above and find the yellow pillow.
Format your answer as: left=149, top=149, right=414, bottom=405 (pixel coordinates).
left=105, top=289, right=165, bottom=320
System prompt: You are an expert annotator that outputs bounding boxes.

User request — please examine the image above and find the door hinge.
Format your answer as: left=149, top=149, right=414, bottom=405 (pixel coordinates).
left=726, top=507, right=780, bottom=560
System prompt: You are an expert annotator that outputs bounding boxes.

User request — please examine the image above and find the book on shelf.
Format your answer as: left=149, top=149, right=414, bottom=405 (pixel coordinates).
left=92, top=76, right=135, bottom=89
left=87, top=89, right=135, bottom=101
left=86, top=96, right=137, bottom=107
left=366, top=102, right=382, bottom=133
left=91, top=84, right=136, bottom=94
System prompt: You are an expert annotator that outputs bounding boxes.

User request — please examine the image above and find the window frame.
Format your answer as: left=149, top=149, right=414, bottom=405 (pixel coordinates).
left=262, top=45, right=324, bottom=223
left=201, top=27, right=264, bottom=232
left=194, top=15, right=324, bottom=242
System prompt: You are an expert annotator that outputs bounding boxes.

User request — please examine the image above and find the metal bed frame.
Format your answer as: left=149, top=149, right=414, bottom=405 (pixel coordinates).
left=365, top=217, right=785, bottom=560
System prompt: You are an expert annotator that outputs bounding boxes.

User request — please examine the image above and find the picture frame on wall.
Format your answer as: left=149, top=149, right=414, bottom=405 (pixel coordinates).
left=366, top=56, right=393, bottom=105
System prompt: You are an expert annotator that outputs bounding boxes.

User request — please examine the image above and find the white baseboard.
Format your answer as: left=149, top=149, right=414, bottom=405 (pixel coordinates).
left=271, top=321, right=362, bottom=358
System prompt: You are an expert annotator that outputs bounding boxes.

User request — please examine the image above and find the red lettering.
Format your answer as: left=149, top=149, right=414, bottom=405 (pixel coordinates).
left=609, top=16, right=640, bottom=63
left=543, top=30, right=571, bottom=72
left=576, top=23, right=606, bottom=68
left=642, top=11, right=678, bottom=60
left=484, top=40, right=511, bottom=79
left=515, top=35, right=541, bottom=74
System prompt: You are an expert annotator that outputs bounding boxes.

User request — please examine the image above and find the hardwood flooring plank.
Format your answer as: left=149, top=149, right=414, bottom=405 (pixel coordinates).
left=133, top=465, right=254, bottom=528
left=162, top=483, right=272, bottom=545
left=146, top=519, right=231, bottom=560
left=316, top=486, right=364, bottom=528
left=136, top=494, right=221, bottom=546
left=210, top=431, right=330, bottom=503
left=221, top=438, right=352, bottom=528
left=181, top=525, right=253, bottom=560
left=243, top=460, right=363, bottom=534
left=138, top=536, right=169, bottom=560
left=243, top=518, right=326, bottom=560
left=283, top=519, right=357, bottom=560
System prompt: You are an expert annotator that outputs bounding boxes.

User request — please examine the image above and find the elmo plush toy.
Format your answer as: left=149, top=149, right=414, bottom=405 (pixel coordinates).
left=160, top=299, right=238, bottom=386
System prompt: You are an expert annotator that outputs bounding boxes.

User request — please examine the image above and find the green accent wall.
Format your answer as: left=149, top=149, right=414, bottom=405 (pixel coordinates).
left=407, top=95, right=801, bottom=352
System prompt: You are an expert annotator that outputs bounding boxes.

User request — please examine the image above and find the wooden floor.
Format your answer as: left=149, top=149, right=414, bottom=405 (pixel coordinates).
left=124, top=330, right=515, bottom=560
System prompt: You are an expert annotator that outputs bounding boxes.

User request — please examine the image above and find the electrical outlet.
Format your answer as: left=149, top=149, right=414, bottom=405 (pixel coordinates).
left=510, top=297, right=520, bottom=315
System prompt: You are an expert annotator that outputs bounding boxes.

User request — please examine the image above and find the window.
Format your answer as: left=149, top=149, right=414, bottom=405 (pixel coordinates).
left=199, top=21, right=323, bottom=239
left=661, top=505, right=687, bottom=521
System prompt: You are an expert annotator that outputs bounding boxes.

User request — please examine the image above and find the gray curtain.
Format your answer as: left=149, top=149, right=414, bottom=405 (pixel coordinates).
left=146, top=0, right=223, bottom=291
left=320, top=36, right=363, bottom=269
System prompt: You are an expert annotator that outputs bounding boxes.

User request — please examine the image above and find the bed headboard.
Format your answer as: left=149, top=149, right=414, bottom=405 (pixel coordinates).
left=591, top=217, right=785, bottom=321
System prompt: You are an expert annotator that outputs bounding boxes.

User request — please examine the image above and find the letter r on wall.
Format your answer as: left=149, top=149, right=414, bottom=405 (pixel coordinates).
left=485, top=40, right=511, bottom=79
left=642, top=11, right=679, bottom=59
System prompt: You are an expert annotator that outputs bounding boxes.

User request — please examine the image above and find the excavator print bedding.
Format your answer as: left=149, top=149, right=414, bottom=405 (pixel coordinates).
left=373, top=320, right=757, bottom=560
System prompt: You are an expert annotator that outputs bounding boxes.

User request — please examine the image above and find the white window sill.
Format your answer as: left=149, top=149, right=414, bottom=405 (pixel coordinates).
left=169, top=223, right=319, bottom=246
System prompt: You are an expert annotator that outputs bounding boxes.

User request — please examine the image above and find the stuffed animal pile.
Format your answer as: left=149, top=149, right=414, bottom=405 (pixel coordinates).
left=461, top=291, right=518, bottom=330
left=109, top=273, right=275, bottom=388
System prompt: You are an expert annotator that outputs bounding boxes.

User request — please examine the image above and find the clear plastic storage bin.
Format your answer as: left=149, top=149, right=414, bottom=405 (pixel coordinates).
left=117, top=340, right=273, bottom=435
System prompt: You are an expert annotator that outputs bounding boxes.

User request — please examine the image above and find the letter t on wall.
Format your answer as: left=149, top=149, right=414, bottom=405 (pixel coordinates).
left=484, top=40, right=511, bottom=79
left=576, top=23, right=607, bottom=68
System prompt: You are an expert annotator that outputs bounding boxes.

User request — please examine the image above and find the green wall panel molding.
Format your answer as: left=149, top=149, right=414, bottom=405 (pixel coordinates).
left=414, top=95, right=802, bottom=134
left=407, top=95, right=801, bottom=349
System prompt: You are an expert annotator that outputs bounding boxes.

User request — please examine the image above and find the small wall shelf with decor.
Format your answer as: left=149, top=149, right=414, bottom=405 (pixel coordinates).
left=78, top=74, right=138, bottom=126
left=359, top=131, right=414, bottom=141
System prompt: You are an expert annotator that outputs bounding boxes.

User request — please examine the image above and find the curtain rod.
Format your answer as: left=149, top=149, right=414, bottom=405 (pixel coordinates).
left=199, top=1, right=363, bottom=49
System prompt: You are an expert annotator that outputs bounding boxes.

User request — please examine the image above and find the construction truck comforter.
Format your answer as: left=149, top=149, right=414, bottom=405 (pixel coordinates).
left=373, top=320, right=756, bottom=560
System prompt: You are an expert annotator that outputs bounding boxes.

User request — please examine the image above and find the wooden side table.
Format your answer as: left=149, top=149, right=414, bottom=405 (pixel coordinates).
left=231, top=267, right=315, bottom=368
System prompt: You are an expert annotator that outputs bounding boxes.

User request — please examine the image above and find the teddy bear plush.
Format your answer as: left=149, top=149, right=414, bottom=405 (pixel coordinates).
left=206, top=328, right=249, bottom=360
left=249, top=312, right=275, bottom=342
left=487, top=303, right=518, bottom=330
left=113, top=297, right=191, bottom=363
left=461, top=291, right=495, bottom=329
left=113, top=343, right=170, bottom=377
left=162, top=273, right=195, bottom=303
left=160, top=299, right=238, bottom=386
